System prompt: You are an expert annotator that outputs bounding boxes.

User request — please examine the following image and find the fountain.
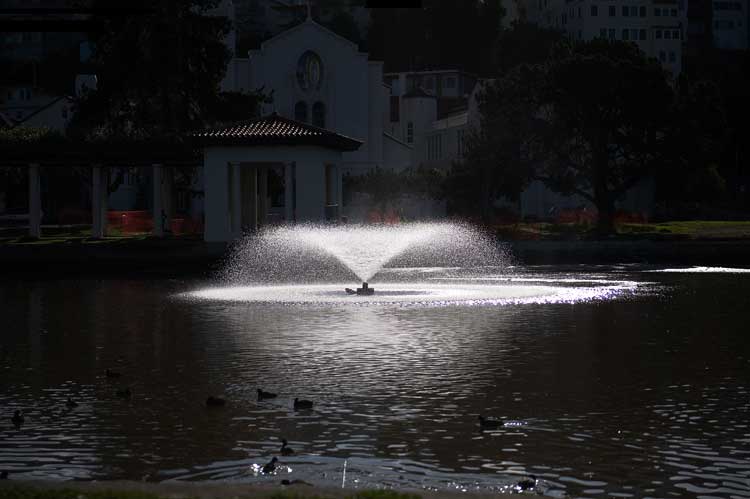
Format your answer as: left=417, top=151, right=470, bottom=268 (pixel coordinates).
left=189, top=222, right=637, bottom=305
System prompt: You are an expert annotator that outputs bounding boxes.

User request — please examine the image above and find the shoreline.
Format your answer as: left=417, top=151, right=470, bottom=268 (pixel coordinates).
left=2, top=237, right=750, bottom=277
left=0, top=479, right=521, bottom=499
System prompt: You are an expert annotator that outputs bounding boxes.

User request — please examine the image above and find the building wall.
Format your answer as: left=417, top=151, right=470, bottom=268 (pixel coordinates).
left=15, top=97, right=73, bottom=132
left=203, top=145, right=342, bottom=241
left=247, top=21, right=375, bottom=170
left=712, top=0, right=748, bottom=49
left=530, top=0, right=687, bottom=77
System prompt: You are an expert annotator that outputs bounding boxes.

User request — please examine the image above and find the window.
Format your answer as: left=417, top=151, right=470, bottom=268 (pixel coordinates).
left=294, top=101, right=308, bottom=122
left=659, top=50, right=666, bottom=62
left=622, top=5, right=628, bottom=16
left=674, top=29, right=681, bottom=38
left=664, top=30, right=671, bottom=39
left=631, top=6, right=639, bottom=15
left=609, top=5, right=616, bottom=16
left=390, top=96, right=400, bottom=122
left=444, top=77, right=456, bottom=89
left=655, top=7, right=661, bottom=15
left=640, top=29, right=647, bottom=40
left=407, top=122, right=414, bottom=144
left=656, top=29, right=662, bottom=38
left=312, top=101, right=325, bottom=128
left=622, top=28, right=629, bottom=40
left=631, top=28, right=639, bottom=39
left=296, top=51, right=323, bottom=92
left=591, top=5, right=598, bottom=15
left=640, top=5, right=646, bottom=16
left=609, top=28, right=616, bottom=39
left=457, top=129, right=465, bottom=158
left=669, top=51, right=676, bottom=63
left=671, top=8, right=677, bottom=15
left=578, top=7, right=581, bottom=17
left=424, top=76, right=434, bottom=90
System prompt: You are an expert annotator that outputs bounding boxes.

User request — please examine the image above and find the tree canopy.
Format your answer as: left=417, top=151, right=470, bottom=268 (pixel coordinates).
left=70, top=0, right=263, bottom=141
left=367, top=2, right=505, bottom=75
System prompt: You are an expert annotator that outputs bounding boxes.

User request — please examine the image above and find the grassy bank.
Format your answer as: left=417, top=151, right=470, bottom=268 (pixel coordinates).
left=495, top=220, right=750, bottom=240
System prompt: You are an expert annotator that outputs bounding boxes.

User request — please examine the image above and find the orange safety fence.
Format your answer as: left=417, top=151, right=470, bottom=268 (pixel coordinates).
left=107, top=210, right=203, bottom=235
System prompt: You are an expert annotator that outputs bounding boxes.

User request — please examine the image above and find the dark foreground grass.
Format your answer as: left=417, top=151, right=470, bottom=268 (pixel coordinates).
left=0, top=485, right=424, bottom=499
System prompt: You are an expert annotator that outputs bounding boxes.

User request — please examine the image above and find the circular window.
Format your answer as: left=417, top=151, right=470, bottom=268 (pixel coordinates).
left=296, top=51, right=323, bottom=92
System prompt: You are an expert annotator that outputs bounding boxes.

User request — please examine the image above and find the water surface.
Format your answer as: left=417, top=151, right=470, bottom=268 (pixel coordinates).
left=1, top=265, right=749, bottom=498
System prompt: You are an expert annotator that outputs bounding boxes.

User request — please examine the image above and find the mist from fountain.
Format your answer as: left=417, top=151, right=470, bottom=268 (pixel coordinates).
left=197, top=222, right=637, bottom=306
left=222, top=222, right=508, bottom=285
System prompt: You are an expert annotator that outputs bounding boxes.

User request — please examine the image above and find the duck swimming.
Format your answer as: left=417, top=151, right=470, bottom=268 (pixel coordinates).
left=280, top=438, right=294, bottom=456
left=261, top=457, right=278, bottom=474
left=105, top=369, right=122, bottom=379
left=257, top=389, right=277, bottom=401
left=478, top=415, right=502, bottom=428
left=206, top=396, right=226, bottom=407
left=66, top=398, right=78, bottom=408
left=294, top=398, right=313, bottom=410
left=11, top=410, right=24, bottom=426
left=517, top=475, right=537, bottom=491
left=116, top=387, right=131, bottom=399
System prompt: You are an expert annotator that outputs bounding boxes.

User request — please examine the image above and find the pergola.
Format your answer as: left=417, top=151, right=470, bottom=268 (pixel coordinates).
left=1, top=140, right=200, bottom=239
left=196, top=113, right=362, bottom=242
left=2, top=114, right=363, bottom=241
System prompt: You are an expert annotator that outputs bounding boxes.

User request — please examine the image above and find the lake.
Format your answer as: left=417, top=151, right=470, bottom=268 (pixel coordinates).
left=1, top=264, right=749, bottom=497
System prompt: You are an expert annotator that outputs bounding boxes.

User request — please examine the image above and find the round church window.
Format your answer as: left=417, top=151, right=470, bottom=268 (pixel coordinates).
left=296, top=51, right=323, bottom=92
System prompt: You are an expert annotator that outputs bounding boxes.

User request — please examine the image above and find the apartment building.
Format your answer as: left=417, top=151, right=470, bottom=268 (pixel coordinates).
left=528, top=0, right=688, bottom=76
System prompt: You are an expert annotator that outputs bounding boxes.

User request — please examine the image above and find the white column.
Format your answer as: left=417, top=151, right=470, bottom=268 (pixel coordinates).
left=336, top=164, right=343, bottom=222
left=204, top=152, right=231, bottom=242
left=28, top=163, right=41, bottom=238
left=248, top=166, right=257, bottom=231
left=231, top=162, right=242, bottom=237
left=163, top=166, right=174, bottom=234
left=91, top=165, right=104, bottom=238
left=259, top=166, right=268, bottom=227
left=284, top=162, right=294, bottom=222
left=152, top=163, right=163, bottom=237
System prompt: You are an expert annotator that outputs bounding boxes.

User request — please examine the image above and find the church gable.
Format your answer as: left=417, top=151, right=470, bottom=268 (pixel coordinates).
left=258, top=19, right=362, bottom=56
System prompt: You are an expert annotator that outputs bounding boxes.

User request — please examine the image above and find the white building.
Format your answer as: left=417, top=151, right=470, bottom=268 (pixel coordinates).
left=712, top=0, right=748, bottom=49
left=528, top=0, right=687, bottom=77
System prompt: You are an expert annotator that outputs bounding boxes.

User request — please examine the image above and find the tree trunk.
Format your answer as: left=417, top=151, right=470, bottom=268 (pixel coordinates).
left=594, top=193, right=615, bottom=235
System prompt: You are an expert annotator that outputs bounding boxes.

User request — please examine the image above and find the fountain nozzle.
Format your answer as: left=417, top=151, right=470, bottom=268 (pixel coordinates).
left=345, top=282, right=375, bottom=296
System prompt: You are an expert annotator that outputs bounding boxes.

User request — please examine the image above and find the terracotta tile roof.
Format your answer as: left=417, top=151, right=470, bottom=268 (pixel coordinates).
left=194, top=113, right=363, bottom=152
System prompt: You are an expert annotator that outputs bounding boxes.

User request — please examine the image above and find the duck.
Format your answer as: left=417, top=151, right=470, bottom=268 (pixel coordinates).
left=257, top=388, right=277, bottom=401
left=11, top=410, right=24, bottom=426
left=65, top=398, right=78, bottom=408
left=116, top=387, right=132, bottom=399
left=294, top=398, right=313, bottom=410
left=281, top=479, right=312, bottom=486
left=261, top=457, right=278, bottom=474
left=105, top=369, right=122, bottom=379
left=517, top=475, right=537, bottom=491
left=0, top=470, right=8, bottom=480
left=206, top=396, right=226, bottom=407
left=280, top=438, right=294, bottom=456
left=478, top=415, right=502, bottom=429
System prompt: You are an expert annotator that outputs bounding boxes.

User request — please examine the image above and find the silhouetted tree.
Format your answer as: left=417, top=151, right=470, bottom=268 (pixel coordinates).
left=465, top=39, right=679, bottom=232
left=367, top=2, right=505, bottom=75
left=70, top=0, right=257, bottom=139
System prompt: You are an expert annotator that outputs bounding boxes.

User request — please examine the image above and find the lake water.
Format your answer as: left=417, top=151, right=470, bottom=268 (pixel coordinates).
left=1, top=264, right=749, bottom=498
